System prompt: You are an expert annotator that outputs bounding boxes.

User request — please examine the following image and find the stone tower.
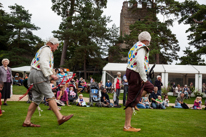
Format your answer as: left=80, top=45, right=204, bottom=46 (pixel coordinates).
left=120, top=1, right=154, bottom=36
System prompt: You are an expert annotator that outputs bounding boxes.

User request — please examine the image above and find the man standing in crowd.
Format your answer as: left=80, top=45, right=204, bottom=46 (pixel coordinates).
left=155, top=75, right=163, bottom=95
left=123, top=74, right=128, bottom=106
left=124, top=31, right=154, bottom=132
left=22, top=38, right=73, bottom=127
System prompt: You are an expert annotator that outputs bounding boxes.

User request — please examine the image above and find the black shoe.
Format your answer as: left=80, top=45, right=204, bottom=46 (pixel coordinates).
left=3, top=103, right=8, bottom=106
left=172, top=106, right=174, bottom=108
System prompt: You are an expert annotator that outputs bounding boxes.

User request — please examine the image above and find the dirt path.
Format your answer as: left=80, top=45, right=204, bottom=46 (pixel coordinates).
left=3, top=95, right=206, bottom=108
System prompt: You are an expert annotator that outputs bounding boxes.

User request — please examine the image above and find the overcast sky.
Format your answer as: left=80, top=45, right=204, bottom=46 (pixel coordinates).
left=1, top=0, right=206, bottom=64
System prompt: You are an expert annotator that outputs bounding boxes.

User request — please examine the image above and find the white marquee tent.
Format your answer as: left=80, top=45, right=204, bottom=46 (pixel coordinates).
left=102, top=63, right=206, bottom=92
left=11, top=66, right=31, bottom=73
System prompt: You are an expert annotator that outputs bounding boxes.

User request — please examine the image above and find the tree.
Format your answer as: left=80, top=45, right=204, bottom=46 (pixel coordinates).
left=120, top=0, right=180, bottom=64
left=0, top=4, right=42, bottom=67
left=0, top=3, right=12, bottom=55
left=179, top=47, right=205, bottom=65
left=51, top=0, right=107, bottom=66
left=178, top=0, right=206, bottom=61
left=52, top=0, right=113, bottom=79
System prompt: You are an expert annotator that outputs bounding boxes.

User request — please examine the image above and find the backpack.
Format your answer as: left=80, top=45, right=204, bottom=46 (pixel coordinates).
left=181, top=103, right=189, bottom=109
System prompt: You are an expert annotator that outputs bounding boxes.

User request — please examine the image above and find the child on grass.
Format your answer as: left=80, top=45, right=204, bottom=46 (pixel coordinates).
left=163, top=95, right=169, bottom=107
left=57, top=85, right=70, bottom=106
left=0, top=82, right=4, bottom=116
left=155, top=95, right=166, bottom=109
left=142, top=94, right=152, bottom=109
left=77, top=94, right=86, bottom=106
left=193, top=97, right=202, bottom=110
left=69, top=87, right=76, bottom=98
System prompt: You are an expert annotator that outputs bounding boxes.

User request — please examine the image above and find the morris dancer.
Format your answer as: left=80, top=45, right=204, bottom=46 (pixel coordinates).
left=123, top=31, right=154, bottom=132
left=22, top=38, right=73, bottom=127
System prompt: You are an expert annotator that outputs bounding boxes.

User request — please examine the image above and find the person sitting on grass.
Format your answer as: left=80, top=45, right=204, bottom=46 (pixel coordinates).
left=101, top=96, right=111, bottom=107
left=70, top=87, right=76, bottom=98
left=57, top=85, right=70, bottom=106
left=142, top=94, right=152, bottom=109
left=155, top=96, right=165, bottom=109
left=151, top=86, right=160, bottom=109
left=0, top=82, right=4, bottom=116
left=193, top=97, right=202, bottom=110
left=136, top=98, right=148, bottom=109
left=173, top=93, right=186, bottom=108
left=76, top=94, right=86, bottom=106
left=163, top=95, right=169, bottom=107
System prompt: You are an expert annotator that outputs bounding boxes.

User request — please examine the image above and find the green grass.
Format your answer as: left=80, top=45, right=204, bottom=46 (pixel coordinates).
left=0, top=102, right=206, bottom=137
left=13, top=85, right=27, bottom=95
left=13, top=86, right=198, bottom=104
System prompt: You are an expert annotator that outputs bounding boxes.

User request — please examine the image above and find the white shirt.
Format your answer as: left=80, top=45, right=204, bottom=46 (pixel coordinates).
left=31, top=46, right=53, bottom=77
left=127, top=48, right=147, bottom=82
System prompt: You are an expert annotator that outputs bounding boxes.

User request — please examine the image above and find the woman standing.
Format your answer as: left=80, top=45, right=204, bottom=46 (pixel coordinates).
left=114, top=72, right=122, bottom=106
left=0, top=59, right=13, bottom=105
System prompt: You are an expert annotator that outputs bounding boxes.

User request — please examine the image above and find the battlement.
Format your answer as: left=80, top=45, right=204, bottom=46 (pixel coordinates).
left=120, top=1, right=155, bottom=36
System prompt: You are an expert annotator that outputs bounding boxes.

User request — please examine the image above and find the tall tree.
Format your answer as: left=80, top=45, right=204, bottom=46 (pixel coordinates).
left=0, top=4, right=42, bottom=67
left=179, top=47, right=205, bottom=65
left=178, top=0, right=206, bottom=61
left=52, top=0, right=113, bottom=79
left=51, top=0, right=107, bottom=66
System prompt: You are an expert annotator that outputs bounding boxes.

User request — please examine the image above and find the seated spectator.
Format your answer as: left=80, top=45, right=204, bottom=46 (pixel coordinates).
left=78, top=77, right=85, bottom=93
left=155, top=96, right=165, bottom=109
left=82, top=79, right=87, bottom=92
left=77, top=94, right=86, bottom=106
left=99, top=81, right=104, bottom=91
left=57, top=85, right=70, bottom=106
left=183, top=85, right=190, bottom=99
left=142, top=94, right=151, bottom=109
left=193, top=97, right=202, bottom=110
left=150, top=86, right=160, bottom=109
left=106, top=80, right=112, bottom=93
left=163, top=95, right=169, bottom=107
left=18, top=77, right=24, bottom=86
left=173, top=93, right=185, bottom=108
left=136, top=98, right=149, bottom=109
left=101, top=96, right=111, bottom=107
left=68, top=87, right=76, bottom=99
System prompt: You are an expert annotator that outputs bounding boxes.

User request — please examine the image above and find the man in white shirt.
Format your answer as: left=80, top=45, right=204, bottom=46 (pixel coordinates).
left=22, top=38, right=73, bottom=127
left=123, top=31, right=154, bottom=132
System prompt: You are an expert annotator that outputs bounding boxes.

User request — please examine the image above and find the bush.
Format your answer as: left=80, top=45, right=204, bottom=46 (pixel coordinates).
left=193, top=89, right=203, bottom=97
left=161, top=86, right=170, bottom=95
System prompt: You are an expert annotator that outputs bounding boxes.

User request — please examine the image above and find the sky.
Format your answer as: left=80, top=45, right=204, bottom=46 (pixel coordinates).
left=1, top=0, right=206, bottom=64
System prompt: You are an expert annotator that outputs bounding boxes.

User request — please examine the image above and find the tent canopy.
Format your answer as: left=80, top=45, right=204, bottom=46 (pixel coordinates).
left=11, top=66, right=31, bottom=73
left=103, top=63, right=206, bottom=74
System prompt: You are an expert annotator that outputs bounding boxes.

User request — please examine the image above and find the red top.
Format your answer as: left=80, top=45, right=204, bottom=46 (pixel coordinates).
left=116, top=78, right=120, bottom=89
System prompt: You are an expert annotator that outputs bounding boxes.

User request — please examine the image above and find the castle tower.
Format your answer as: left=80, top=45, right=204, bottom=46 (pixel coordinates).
left=120, top=1, right=154, bottom=36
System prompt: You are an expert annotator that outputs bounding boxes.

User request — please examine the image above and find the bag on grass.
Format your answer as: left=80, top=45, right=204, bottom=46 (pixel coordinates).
left=181, top=103, right=189, bottom=109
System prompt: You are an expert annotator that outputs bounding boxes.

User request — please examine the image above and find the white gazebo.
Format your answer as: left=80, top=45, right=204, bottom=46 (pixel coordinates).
left=11, top=66, right=31, bottom=77
left=102, top=63, right=206, bottom=92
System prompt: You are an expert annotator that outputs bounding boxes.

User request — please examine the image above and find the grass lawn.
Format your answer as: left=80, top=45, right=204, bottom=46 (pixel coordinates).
left=0, top=102, right=206, bottom=137
left=13, top=86, right=199, bottom=104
